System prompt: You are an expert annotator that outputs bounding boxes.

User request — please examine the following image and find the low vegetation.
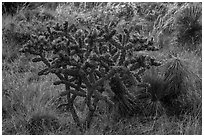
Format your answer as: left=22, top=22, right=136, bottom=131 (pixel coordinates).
left=2, top=2, right=202, bottom=135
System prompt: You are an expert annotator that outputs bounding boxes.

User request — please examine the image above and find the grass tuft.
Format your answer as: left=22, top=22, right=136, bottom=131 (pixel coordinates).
left=27, top=113, right=60, bottom=135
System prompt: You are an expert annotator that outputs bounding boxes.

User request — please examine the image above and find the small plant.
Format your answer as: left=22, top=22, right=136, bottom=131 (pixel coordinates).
left=161, top=57, right=201, bottom=117
left=138, top=68, right=166, bottom=117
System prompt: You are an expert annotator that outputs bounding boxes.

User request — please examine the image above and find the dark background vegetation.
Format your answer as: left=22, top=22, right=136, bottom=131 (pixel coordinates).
left=2, top=2, right=202, bottom=135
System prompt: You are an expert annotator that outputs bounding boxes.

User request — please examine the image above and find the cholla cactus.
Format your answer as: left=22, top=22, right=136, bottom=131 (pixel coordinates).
left=20, top=19, right=161, bottom=129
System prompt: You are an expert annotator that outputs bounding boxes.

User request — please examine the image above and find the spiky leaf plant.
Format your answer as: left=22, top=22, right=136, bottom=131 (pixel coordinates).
left=161, top=57, right=201, bottom=117
left=134, top=68, right=166, bottom=118
left=174, top=3, right=202, bottom=50
left=163, top=58, right=192, bottom=98
left=131, top=56, right=201, bottom=118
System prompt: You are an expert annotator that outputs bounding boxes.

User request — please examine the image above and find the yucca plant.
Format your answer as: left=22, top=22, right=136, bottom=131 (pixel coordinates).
left=174, top=3, right=202, bottom=50
left=163, top=57, right=194, bottom=98
left=136, top=68, right=166, bottom=118
left=131, top=56, right=201, bottom=118
left=160, top=56, right=201, bottom=117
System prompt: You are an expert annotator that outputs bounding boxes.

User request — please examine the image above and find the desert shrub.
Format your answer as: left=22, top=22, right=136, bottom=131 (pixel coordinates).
left=19, top=15, right=161, bottom=129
